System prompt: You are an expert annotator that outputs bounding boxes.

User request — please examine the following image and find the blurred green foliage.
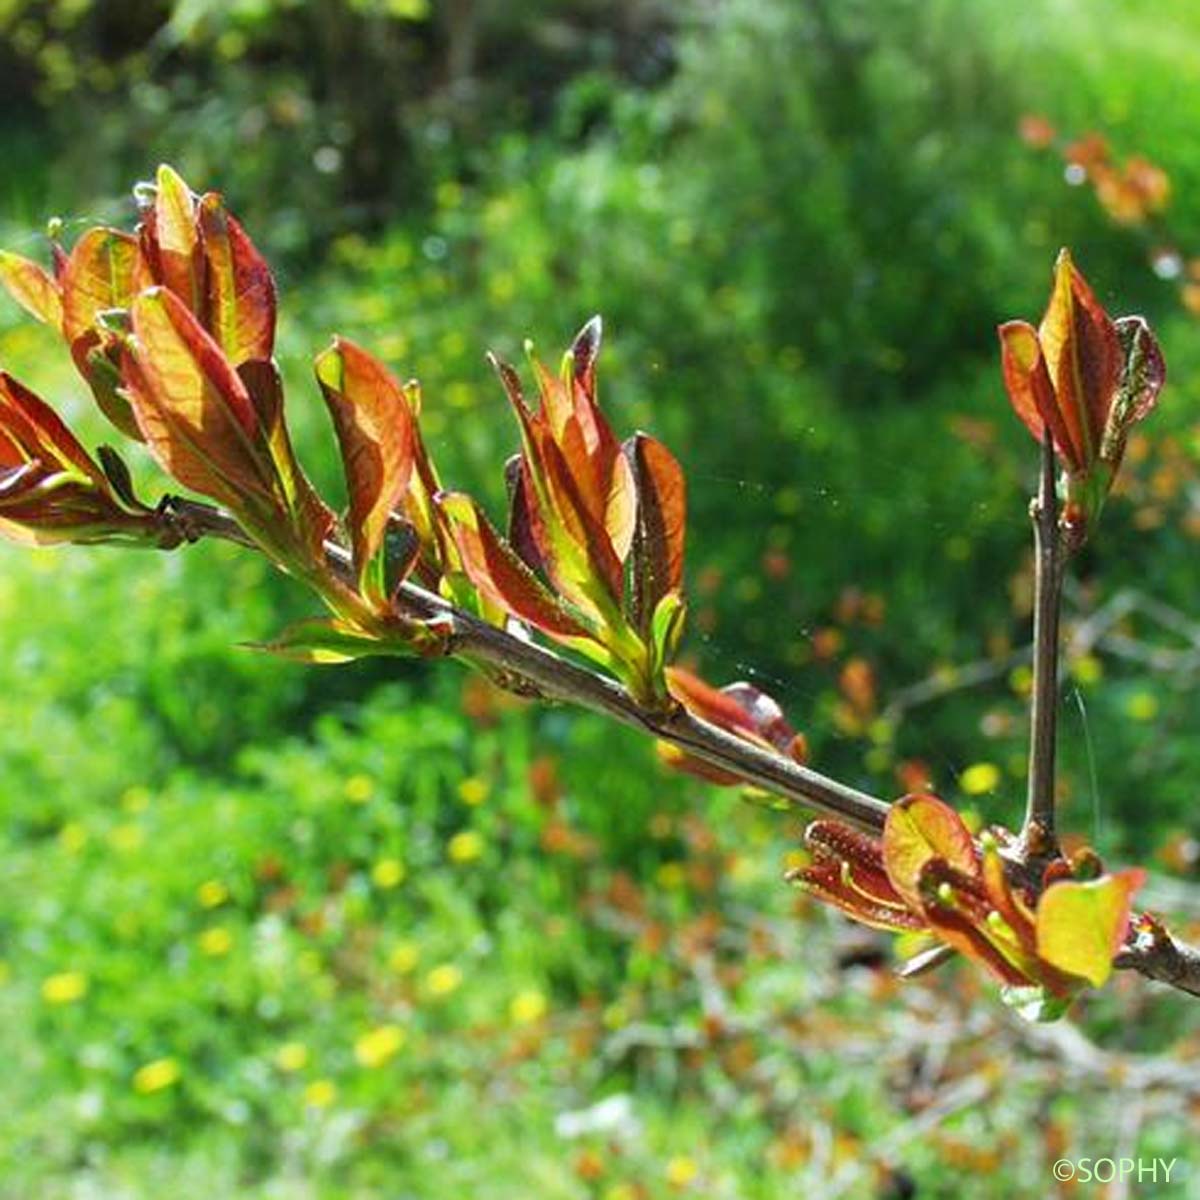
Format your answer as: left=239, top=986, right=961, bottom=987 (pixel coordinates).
left=2, top=0, right=1199, bottom=1195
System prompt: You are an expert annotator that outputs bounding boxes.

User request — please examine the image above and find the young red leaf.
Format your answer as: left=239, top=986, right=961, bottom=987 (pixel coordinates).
left=789, top=860, right=926, bottom=932
left=0, top=251, right=63, bottom=329
left=998, top=320, right=1080, bottom=470
left=436, top=491, right=592, bottom=638
left=1038, top=248, right=1121, bottom=464
left=0, top=373, right=156, bottom=548
left=1035, top=869, right=1146, bottom=987
left=661, top=666, right=805, bottom=783
left=125, top=287, right=272, bottom=510
left=60, top=228, right=138, bottom=345
left=314, top=338, right=415, bottom=599
left=140, top=163, right=203, bottom=310
left=625, top=432, right=686, bottom=630
left=919, top=897, right=1034, bottom=989
left=0, top=371, right=103, bottom=482
left=239, top=359, right=334, bottom=561
left=882, top=793, right=979, bottom=910
left=198, top=192, right=276, bottom=364
left=804, top=820, right=913, bottom=914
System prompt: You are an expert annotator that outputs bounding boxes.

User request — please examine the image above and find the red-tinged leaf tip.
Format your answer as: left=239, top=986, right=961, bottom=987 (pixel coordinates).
left=487, top=352, right=528, bottom=414
left=665, top=666, right=801, bottom=760
left=0, top=251, right=63, bottom=329
left=721, top=681, right=798, bottom=755
left=920, top=901, right=1034, bottom=988
left=571, top=315, right=602, bottom=384
left=314, top=338, right=415, bottom=593
left=504, top=452, right=544, bottom=573
left=883, top=793, right=978, bottom=910
left=436, top=490, right=590, bottom=638
left=251, top=618, right=409, bottom=665
left=1035, top=868, right=1146, bottom=988
left=605, top=446, right=637, bottom=564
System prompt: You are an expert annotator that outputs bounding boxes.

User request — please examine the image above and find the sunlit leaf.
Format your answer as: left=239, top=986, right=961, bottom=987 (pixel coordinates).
left=1037, top=248, right=1121, bottom=465
left=239, top=359, right=334, bottom=559
left=315, top=338, right=415, bottom=600
left=60, top=228, right=138, bottom=344
left=250, top=618, right=413, bottom=664
left=125, top=287, right=272, bottom=511
left=0, top=251, right=63, bottom=328
left=142, top=163, right=203, bottom=310
left=882, top=793, right=978, bottom=909
left=1035, top=869, right=1145, bottom=987
left=437, top=491, right=591, bottom=637
left=0, top=371, right=102, bottom=482
left=198, top=192, right=276, bottom=364
left=998, top=320, right=1079, bottom=468
left=625, top=432, right=686, bottom=632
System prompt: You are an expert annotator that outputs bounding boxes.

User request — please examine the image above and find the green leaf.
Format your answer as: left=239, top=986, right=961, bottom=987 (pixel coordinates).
left=1035, top=869, right=1145, bottom=988
left=249, top=618, right=414, bottom=664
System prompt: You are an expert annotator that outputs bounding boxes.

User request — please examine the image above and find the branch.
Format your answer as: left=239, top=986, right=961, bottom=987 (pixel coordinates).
left=161, top=496, right=1200, bottom=999
left=165, top=497, right=892, bottom=833
left=1023, top=432, right=1063, bottom=858
left=1114, top=924, right=1200, bottom=998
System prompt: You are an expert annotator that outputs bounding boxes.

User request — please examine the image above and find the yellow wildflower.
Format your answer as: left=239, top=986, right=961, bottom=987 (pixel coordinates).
left=457, top=776, right=489, bottom=806
left=370, top=858, right=406, bottom=889
left=198, top=927, right=233, bottom=957
left=343, top=774, right=375, bottom=804
left=42, top=971, right=88, bottom=1005
left=388, top=942, right=419, bottom=974
left=425, top=964, right=463, bottom=997
left=655, top=862, right=686, bottom=889
left=304, top=1079, right=337, bottom=1108
left=133, top=1057, right=180, bottom=1094
left=274, top=1042, right=309, bottom=1072
left=58, top=822, right=88, bottom=854
left=959, top=762, right=1001, bottom=796
left=108, top=823, right=144, bottom=853
left=448, top=830, right=483, bottom=863
left=121, top=786, right=151, bottom=813
left=509, top=989, right=548, bottom=1025
left=666, top=1156, right=699, bottom=1187
left=354, top=1024, right=405, bottom=1068
left=196, top=880, right=229, bottom=909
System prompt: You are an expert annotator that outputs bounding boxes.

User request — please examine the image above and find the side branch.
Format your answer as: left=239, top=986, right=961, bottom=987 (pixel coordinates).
left=1115, top=927, right=1200, bottom=999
